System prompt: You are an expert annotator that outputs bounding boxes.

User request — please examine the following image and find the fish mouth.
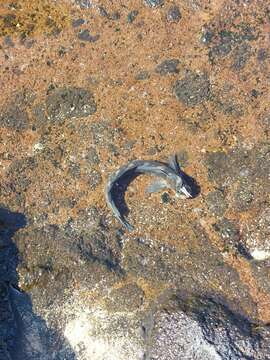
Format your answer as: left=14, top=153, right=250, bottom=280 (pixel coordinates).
left=181, top=186, right=192, bottom=198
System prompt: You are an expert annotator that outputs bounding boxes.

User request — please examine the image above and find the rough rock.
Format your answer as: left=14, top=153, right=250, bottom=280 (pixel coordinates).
left=174, top=72, right=210, bottom=106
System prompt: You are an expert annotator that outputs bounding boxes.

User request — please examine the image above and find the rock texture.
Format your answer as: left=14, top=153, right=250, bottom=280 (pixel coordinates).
left=0, top=0, right=269, bottom=359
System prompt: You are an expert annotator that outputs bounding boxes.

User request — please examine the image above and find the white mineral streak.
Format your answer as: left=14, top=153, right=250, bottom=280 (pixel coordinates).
left=64, top=304, right=145, bottom=360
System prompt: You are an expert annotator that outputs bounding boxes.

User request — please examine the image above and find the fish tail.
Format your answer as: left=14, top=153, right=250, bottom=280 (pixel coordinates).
left=120, top=217, right=134, bottom=232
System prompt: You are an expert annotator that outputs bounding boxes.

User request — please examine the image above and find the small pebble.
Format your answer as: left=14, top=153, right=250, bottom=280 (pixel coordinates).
left=167, top=5, right=181, bottom=22
left=127, top=10, right=139, bottom=23
left=78, top=29, right=99, bottom=42
left=144, top=0, right=164, bottom=8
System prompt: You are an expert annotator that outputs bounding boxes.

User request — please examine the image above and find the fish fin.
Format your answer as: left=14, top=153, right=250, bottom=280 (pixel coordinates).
left=168, top=154, right=181, bottom=173
left=145, top=179, right=168, bottom=194
left=121, top=217, right=134, bottom=231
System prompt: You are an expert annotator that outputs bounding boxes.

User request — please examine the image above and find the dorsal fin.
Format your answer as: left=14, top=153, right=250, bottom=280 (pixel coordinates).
left=168, top=154, right=181, bottom=173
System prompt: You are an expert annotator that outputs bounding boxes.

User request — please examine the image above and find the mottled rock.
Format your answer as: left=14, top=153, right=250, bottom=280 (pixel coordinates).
left=71, top=18, right=85, bottom=28
left=104, top=283, right=144, bottom=312
left=233, top=180, right=254, bottom=211
left=0, top=104, right=29, bottom=130
left=206, top=190, right=227, bottom=216
left=0, top=90, right=34, bottom=130
left=155, top=59, right=179, bottom=75
left=144, top=0, right=164, bottom=7
left=148, top=295, right=270, bottom=360
left=174, top=72, right=210, bottom=106
left=84, top=147, right=100, bottom=165
left=166, top=5, right=181, bottom=22
left=87, top=169, right=102, bottom=190
left=213, top=218, right=240, bottom=250
left=231, top=42, right=252, bottom=70
left=127, top=10, right=139, bottom=23
left=77, top=29, right=99, bottom=42
left=75, top=0, right=92, bottom=9
left=46, top=87, right=97, bottom=122
left=135, top=70, right=150, bottom=80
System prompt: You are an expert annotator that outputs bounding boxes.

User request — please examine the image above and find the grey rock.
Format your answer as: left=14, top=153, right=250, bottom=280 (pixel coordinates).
left=213, top=218, right=240, bottom=250
left=144, top=0, right=164, bottom=8
left=147, top=295, right=270, bottom=360
left=135, top=70, right=150, bottom=80
left=75, top=0, right=92, bottom=9
left=155, top=59, right=180, bottom=75
left=87, top=169, right=102, bottom=190
left=174, top=72, right=210, bottom=106
left=200, top=28, right=214, bottom=44
left=104, top=283, right=144, bottom=312
left=77, top=29, right=99, bottom=42
left=85, top=147, right=100, bottom=165
left=166, top=5, right=181, bottom=22
left=257, top=48, right=268, bottom=62
left=71, top=18, right=85, bottom=28
left=127, top=10, right=139, bottom=23
left=206, top=190, right=227, bottom=216
left=233, top=180, right=254, bottom=211
left=231, top=43, right=252, bottom=71
left=0, top=104, right=29, bottom=130
left=46, top=87, right=97, bottom=122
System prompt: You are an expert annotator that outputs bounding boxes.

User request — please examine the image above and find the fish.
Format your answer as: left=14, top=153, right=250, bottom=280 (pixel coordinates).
left=105, top=155, right=193, bottom=231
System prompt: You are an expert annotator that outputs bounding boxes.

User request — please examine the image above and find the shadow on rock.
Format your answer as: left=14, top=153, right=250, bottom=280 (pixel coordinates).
left=0, top=207, right=77, bottom=360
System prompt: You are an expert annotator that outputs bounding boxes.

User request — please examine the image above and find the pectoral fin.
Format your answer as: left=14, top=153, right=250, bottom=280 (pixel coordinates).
left=145, top=179, right=168, bottom=194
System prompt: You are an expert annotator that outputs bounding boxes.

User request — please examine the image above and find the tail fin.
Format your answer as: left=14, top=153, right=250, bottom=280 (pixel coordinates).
left=120, top=217, right=134, bottom=232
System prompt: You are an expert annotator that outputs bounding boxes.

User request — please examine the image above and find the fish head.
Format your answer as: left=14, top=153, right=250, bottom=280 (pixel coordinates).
left=175, top=176, right=192, bottom=199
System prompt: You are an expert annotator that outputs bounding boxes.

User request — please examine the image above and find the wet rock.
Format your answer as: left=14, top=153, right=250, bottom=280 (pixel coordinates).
left=148, top=294, right=270, bottom=360
left=166, top=5, right=181, bottom=22
left=174, top=72, right=210, bottom=106
left=127, top=10, right=139, bottom=23
left=46, top=87, right=97, bottom=122
left=155, top=59, right=180, bottom=76
left=77, top=29, right=99, bottom=42
left=104, top=283, right=144, bottom=312
left=0, top=283, right=15, bottom=359
left=144, top=0, right=164, bottom=8
left=206, top=190, right=227, bottom=216
left=135, top=70, right=150, bottom=80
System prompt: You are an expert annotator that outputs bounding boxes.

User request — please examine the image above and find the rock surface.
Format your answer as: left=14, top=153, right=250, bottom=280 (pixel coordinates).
left=0, top=0, right=269, bottom=359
